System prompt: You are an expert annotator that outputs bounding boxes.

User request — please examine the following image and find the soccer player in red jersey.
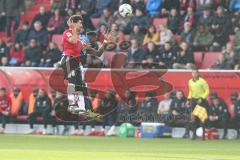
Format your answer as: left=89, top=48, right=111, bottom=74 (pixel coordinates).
left=60, top=15, right=110, bottom=120
left=0, top=87, right=11, bottom=133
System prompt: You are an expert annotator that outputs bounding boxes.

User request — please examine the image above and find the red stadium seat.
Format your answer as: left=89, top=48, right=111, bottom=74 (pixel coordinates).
left=16, top=115, right=28, bottom=121
left=103, top=51, right=117, bottom=67
left=194, top=52, right=204, bottom=68
left=201, top=52, right=222, bottom=69
left=52, top=34, right=63, bottom=51
left=91, top=18, right=100, bottom=28
left=111, top=52, right=127, bottom=68
left=153, top=18, right=168, bottom=28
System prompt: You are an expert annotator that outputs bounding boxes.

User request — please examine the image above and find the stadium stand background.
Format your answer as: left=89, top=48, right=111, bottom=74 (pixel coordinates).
left=0, top=0, right=240, bottom=137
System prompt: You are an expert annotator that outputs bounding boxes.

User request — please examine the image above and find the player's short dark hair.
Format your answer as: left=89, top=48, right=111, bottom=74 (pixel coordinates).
left=70, top=15, right=83, bottom=23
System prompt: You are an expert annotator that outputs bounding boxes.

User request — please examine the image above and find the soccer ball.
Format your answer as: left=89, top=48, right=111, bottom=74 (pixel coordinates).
left=119, top=4, right=133, bottom=17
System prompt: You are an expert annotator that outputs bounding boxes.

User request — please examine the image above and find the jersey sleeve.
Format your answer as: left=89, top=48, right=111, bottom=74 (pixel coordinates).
left=63, top=30, right=73, bottom=42
left=201, top=79, right=210, bottom=99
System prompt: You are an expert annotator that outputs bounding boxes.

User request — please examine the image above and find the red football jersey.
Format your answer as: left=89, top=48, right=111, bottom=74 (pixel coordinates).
left=0, top=96, right=11, bottom=112
left=62, top=29, right=82, bottom=57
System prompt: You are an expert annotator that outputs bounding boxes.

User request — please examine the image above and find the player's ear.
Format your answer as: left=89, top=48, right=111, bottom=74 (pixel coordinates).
left=67, top=15, right=74, bottom=27
left=67, top=18, right=73, bottom=28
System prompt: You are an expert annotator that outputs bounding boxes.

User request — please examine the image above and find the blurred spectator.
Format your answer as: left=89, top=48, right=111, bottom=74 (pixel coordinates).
left=157, top=92, right=172, bottom=122
left=212, top=54, right=231, bottom=69
left=128, top=8, right=150, bottom=33
left=127, top=39, right=143, bottom=64
left=62, top=8, right=74, bottom=29
left=1, top=57, right=8, bottom=66
left=167, top=8, right=180, bottom=34
left=99, top=7, right=113, bottom=28
left=89, top=90, right=100, bottom=113
left=14, top=21, right=30, bottom=46
left=210, top=27, right=229, bottom=51
left=47, top=8, right=64, bottom=35
left=132, top=0, right=146, bottom=13
left=139, top=91, right=158, bottom=115
left=213, top=42, right=236, bottom=69
left=125, top=59, right=136, bottom=68
left=197, top=6, right=214, bottom=29
left=27, top=21, right=49, bottom=47
left=92, top=0, right=111, bottom=18
left=0, top=87, right=11, bottom=134
left=28, top=89, right=52, bottom=135
left=0, top=0, right=26, bottom=38
left=230, top=91, right=240, bottom=139
left=75, top=9, right=95, bottom=31
left=231, top=12, right=240, bottom=33
left=22, top=39, right=43, bottom=67
left=129, top=24, right=144, bottom=46
left=0, top=2, right=6, bottom=32
left=235, top=62, right=240, bottom=70
left=97, top=90, right=118, bottom=134
left=146, top=0, right=162, bottom=18
left=193, top=25, right=214, bottom=51
left=211, top=6, right=229, bottom=32
left=0, top=38, right=8, bottom=65
left=118, top=89, right=138, bottom=115
left=179, top=0, right=196, bottom=16
left=143, top=25, right=160, bottom=46
left=112, top=11, right=131, bottom=34
left=77, top=0, right=96, bottom=16
left=28, top=88, right=39, bottom=116
left=229, top=0, right=240, bottom=12
left=97, top=24, right=108, bottom=43
left=32, top=5, right=51, bottom=29
left=207, top=91, right=230, bottom=139
left=63, top=0, right=77, bottom=11
left=47, top=91, right=58, bottom=135
left=170, top=90, right=191, bottom=138
left=52, top=92, right=68, bottom=134
left=9, top=43, right=24, bottom=66
left=180, top=22, right=195, bottom=45
left=182, top=7, right=195, bottom=27
left=0, top=38, right=6, bottom=50
left=157, top=42, right=177, bottom=68
left=158, top=24, right=174, bottom=45
left=10, top=87, right=27, bottom=116
left=39, top=42, right=61, bottom=67
left=161, top=0, right=180, bottom=16
left=109, top=23, right=125, bottom=45
left=50, top=0, right=65, bottom=10
left=235, top=29, right=240, bottom=47
left=173, top=42, right=195, bottom=69
left=195, top=0, right=212, bottom=14
left=210, top=6, right=231, bottom=47
left=142, top=41, right=158, bottom=68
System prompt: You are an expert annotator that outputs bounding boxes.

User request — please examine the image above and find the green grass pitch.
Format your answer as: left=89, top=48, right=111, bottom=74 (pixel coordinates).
left=0, top=135, right=240, bottom=160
